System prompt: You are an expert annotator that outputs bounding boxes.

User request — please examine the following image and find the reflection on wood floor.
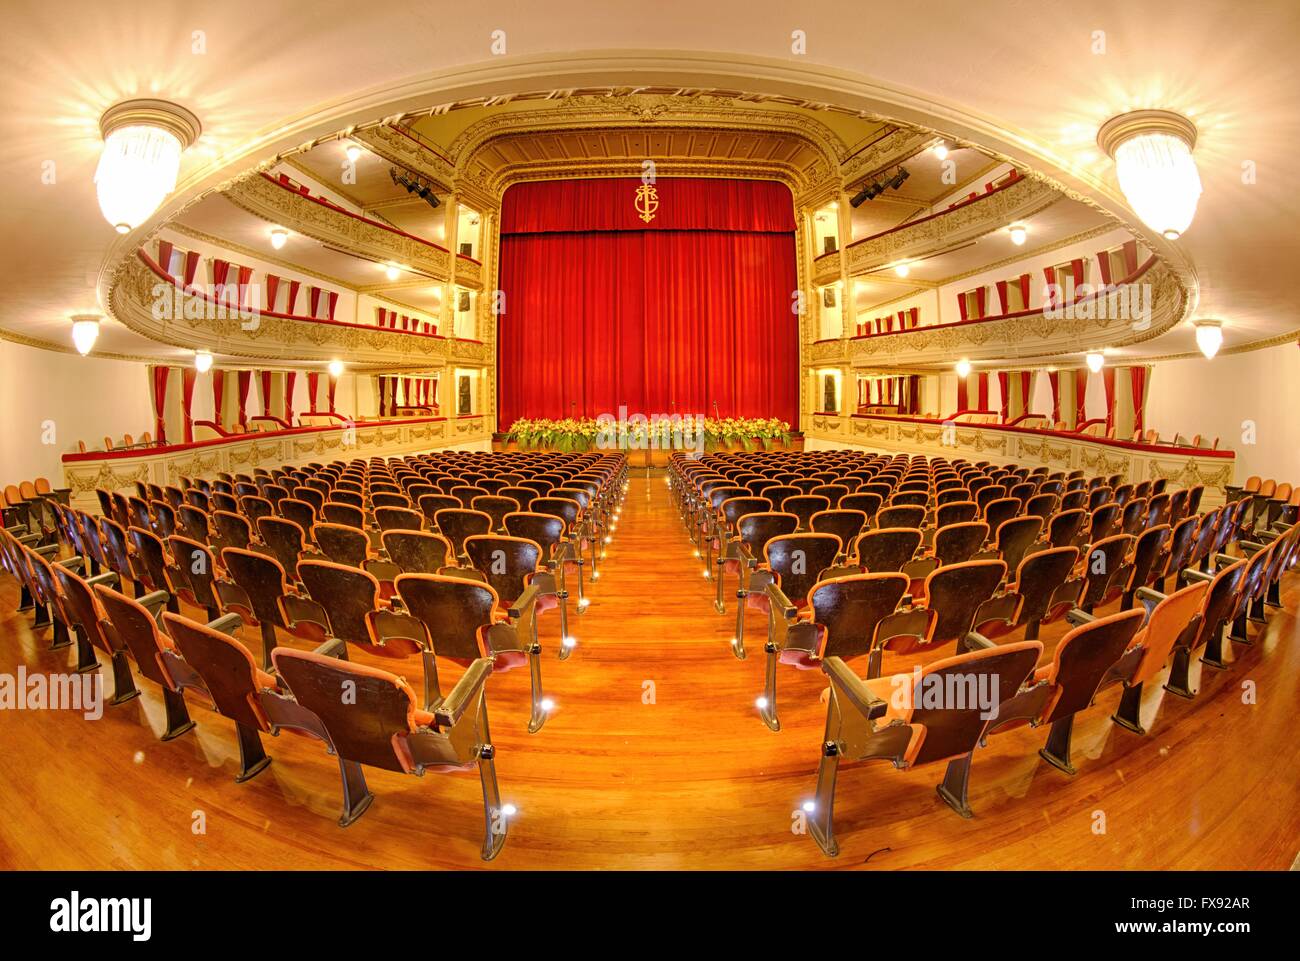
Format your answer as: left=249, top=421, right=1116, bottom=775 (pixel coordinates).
left=1, top=472, right=1297, bottom=869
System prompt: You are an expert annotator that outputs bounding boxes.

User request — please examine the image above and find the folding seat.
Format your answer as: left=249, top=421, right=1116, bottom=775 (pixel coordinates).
left=1113, top=483, right=1136, bottom=508
left=217, top=547, right=323, bottom=668
left=983, top=515, right=1042, bottom=573
left=1161, top=558, right=1248, bottom=694
left=1119, top=497, right=1148, bottom=536
left=1102, top=580, right=1208, bottom=735
left=292, top=559, right=422, bottom=659
left=987, top=607, right=1145, bottom=775
left=294, top=485, right=326, bottom=516
left=1087, top=486, right=1114, bottom=511
left=838, top=491, right=882, bottom=524
left=974, top=545, right=1080, bottom=641
left=166, top=535, right=222, bottom=620
left=1076, top=533, right=1132, bottom=613
left=876, top=504, right=925, bottom=530
left=210, top=491, right=239, bottom=514
left=96, top=517, right=138, bottom=594
left=416, top=493, right=461, bottom=530
left=1059, top=489, right=1087, bottom=512
left=126, top=525, right=179, bottom=609
left=811, top=483, right=850, bottom=506
left=257, top=516, right=309, bottom=579
left=1145, top=492, right=1172, bottom=530
left=212, top=509, right=254, bottom=553
left=53, top=561, right=139, bottom=696
left=808, top=639, right=1042, bottom=853
left=889, top=490, right=929, bottom=509
left=233, top=481, right=260, bottom=500
left=370, top=491, right=410, bottom=511
left=934, top=487, right=972, bottom=508
left=322, top=501, right=366, bottom=530
left=1088, top=502, right=1121, bottom=542
left=980, top=496, right=1019, bottom=535
left=435, top=508, right=493, bottom=565
left=744, top=532, right=843, bottom=657
left=125, top=494, right=152, bottom=532
left=710, top=496, right=775, bottom=611
left=17, top=540, right=78, bottom=652
left=729, top=513, right=801, bottom=658
left=272, top=643, right=506, bottom=856
left=810, top=510, right=868, bottom=562
left=1024, top=493, right=1058, bottom=520
left=312, top=522, right=369, bottom=568
left=381, top=529, right=453, bottom=575
left=94, top=584, right=196, bottom=740
left=528, top=497, right=590, bottom=597
left=931, top=521, right=989, bottom=567
left=934, top=500, right=979, bottom=528
left=854, top=527, right=923, bottom=575
left=1112, top=524, right=1171, bottom=609
left=375, top=505, right=425, bottom=533
left=276, top=497, right=316, bottom=536
left=779, top=494, right=831, bottom=533
left=149, top=500, right=178, bottom=540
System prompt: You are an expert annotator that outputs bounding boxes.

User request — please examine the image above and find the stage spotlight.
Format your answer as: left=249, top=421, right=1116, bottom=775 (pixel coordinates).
left=887, top=167, right=911, bottom=190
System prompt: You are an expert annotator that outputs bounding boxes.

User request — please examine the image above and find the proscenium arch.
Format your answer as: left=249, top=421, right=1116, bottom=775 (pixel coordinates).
left=96, top=49, right=1199, bottom=333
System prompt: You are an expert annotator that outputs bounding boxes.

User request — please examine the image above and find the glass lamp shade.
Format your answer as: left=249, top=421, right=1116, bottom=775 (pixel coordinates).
left=1195, top=322, right=1223, bottom=359
left=1085, top=352, right=1106, bottom=373
left=1100, top=111, right=1202, bottom=241
left=194, top=350, right=214, bottom=373
left=71, top=318, right=100, bottom=356
left=955, top=359, right=972, bottom=378
left=95, top=124, right=184, bottom=233
left=328, top=359, right=344, bottom=377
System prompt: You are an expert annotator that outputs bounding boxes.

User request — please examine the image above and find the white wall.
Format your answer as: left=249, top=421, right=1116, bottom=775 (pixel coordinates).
left=0, top=341, right=155, bottom=482
left=1144, top=342, right=1300, bottom=481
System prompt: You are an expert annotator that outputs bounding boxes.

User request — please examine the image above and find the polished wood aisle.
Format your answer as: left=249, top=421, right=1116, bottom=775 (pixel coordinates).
left=1, top=473, right=1297, bottom=870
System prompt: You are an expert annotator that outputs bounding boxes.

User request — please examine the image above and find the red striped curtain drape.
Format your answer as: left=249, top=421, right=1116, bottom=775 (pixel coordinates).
left=1074, top=369, right=1088, bottom=425
left=1102, top=367, right=1117, bottom=432
left=1048, top=370, right=1060, bottom=423
left=149, top=366, right=169, bottom=444
left=259, top=371, right=273, bottom=416
left=180, top=368, right=197, bottom=443
left=306, top=372, right=320, bottom=412
left=284, top=372, right=297, bottom=425
left=212, top=369, right=225, bottom=427
left=1130, top=365, right=1150, bottom=434
left=997, top=371, right=1010, bottom=422
left=237, top=371, right=252, bottom=427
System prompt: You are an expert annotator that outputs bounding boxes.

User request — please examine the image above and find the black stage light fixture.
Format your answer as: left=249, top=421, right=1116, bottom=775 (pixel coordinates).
left=849, top=183, right=871, bottom=207
left=887, top=167, right=911, bottom=191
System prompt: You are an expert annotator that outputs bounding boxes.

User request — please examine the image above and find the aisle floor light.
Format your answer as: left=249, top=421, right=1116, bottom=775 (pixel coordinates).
left=70, top=314, right=101, bottom=355
left=95, top=99, right=201, bottom=234
left=1097, top=109, right=1201, bottom=240
left=1194, top=320, right=1223, bottom=359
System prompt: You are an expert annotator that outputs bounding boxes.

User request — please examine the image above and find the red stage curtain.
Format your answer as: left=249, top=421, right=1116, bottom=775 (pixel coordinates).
left=149, top=366, right=169, bottom=444
left=181, top=368, right=197, bottom=443
left=237, top=371, right=252, bottom=427
left=497, top=178, right=799, bottom=427
left=265, top=275, right=280, bottom=312
left=237, top=266, right=253, bottom=309
left=306, top=372, right=320, bottom=412
left=212, top=369, right=225, bottom=427
left=284, top=372, right=297, bottom=425
left=500, top=177, right=795, bottom=233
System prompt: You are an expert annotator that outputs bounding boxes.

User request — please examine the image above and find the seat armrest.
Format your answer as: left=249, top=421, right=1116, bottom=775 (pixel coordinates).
left=1180, top=568, right=1214, bottom=585
left=205, top=612, right=243, bottom=635
left=1064, top=608, right=1095, bottom=627
left=1135, top=586, right=1166, bottom=605
left=766, top=581, right=797, bottom=620
left=310, top=636, right=348, bottom=659
left=508, top=581, right=541, bottom=620
left=86, top=571, right=120, bottom=588
left=136, top=590, right=170, bottom=619
left=963, top=630, right=996, bottom=651
left=821, top=656, right=889, bottom=721
left=57, top=556, right=85, bottom=573
left=434, top=656, right=494, bottom=728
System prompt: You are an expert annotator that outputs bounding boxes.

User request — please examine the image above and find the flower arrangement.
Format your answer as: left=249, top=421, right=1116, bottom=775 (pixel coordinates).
left=504, top=415, right=792, bottom=451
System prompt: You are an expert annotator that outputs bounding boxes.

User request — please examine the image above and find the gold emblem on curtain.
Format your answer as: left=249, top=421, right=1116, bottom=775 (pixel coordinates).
left=634, top=184, right=659, bottom=223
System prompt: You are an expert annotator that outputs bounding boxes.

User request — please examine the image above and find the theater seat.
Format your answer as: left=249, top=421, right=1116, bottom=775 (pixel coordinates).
left=808, top=640, right=1042, bottom=855
left=272, top=646, right=507, bottom=858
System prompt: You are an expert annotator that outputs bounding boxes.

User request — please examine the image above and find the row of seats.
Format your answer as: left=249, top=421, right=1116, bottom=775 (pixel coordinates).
left=1225, top=476, right=1300, bottom=532
left=1, top=477, right=71, bottom=532
left=669, top=449, right=1299, bottom=856
left=1, top=450, right=628, bottom=860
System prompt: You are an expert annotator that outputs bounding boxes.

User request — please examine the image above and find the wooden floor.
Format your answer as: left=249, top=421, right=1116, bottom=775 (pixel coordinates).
left=2, top=472, right=1297, bottom=870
